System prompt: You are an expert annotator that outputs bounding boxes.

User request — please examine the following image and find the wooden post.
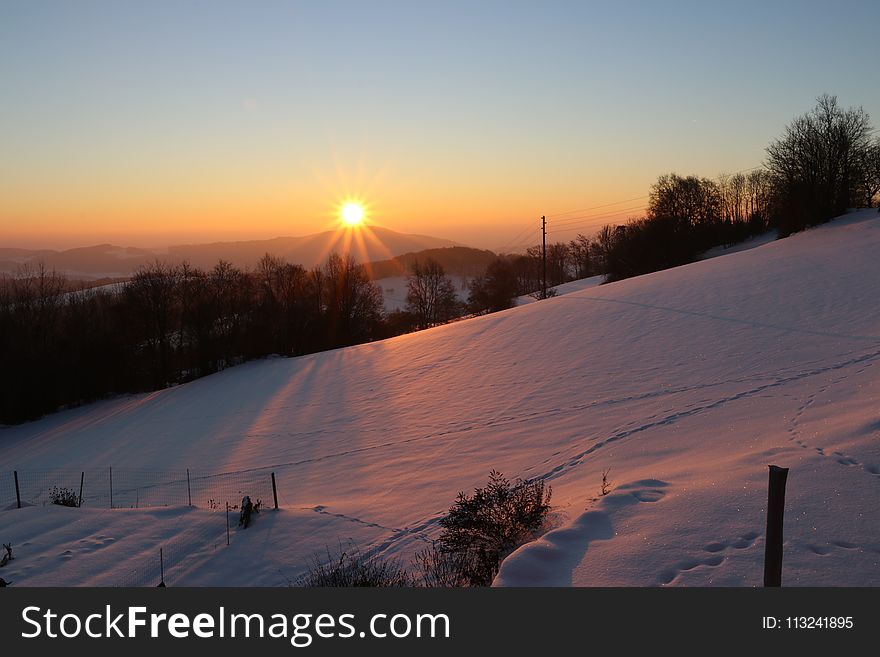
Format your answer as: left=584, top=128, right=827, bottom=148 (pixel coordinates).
left=186, top=468, right=192, bottom=507
left=764, top=465, right=789, bottom=587
left=109, top=467, right=113, bottom=509
left=226, top=502, right=230, bottom=546
left=271, top=472, right=278, bottom=510
left=14, top=471, right=21, bottom=510
left=78, top=471, right=84, bottom=508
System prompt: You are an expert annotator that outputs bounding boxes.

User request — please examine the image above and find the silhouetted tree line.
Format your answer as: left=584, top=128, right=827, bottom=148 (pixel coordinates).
left=472, top=170, right=776, bottom=295
left=766, top=94, right=879, bottom=236
left=464, top=239, right=595, bottom=313
left=499, top=95, right=880, bottom=284
left=0, top=254, right=385, bottom=424
left=597, top=170, right=774, bottom=282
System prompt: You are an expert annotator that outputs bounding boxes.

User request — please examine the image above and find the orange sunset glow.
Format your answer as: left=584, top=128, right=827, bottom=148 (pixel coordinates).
left=1, top=3, right=877, bottom=256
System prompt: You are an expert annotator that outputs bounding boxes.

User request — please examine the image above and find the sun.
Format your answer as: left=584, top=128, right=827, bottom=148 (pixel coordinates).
left=340, top=202, right=365, bottom=226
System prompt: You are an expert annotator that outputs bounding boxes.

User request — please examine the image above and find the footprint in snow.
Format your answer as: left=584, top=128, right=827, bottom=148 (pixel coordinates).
left=659, top=531, right=759, bottom=586
left=807, top=540, right=860, bottom=556
left=631, top=490, right=664, bottom=503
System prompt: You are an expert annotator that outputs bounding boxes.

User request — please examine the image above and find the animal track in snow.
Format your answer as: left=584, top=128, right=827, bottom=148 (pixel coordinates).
left=532, top=348, right=880, bottom=484
left=658, top=531, right=759, bottom=585
left=75, top=536, right=116, bottom=554
left=804, top=540, right=864, bottom=557
left=786, top=368, right=880, bottom=479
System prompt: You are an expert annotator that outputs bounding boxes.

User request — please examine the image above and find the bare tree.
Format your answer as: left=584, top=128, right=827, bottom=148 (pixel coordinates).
left=322, top=253, right=384, bottom=346
left=125, top=260, right=181, bottom=387
left=568, top=234, right=593, bottom=279
left=648, top=173, right=721, bottom=226
left=405, top=258, right=460, bottom=329
left=718, top=172, right=747, bottom=223
left=467, top=259, right=518, bottom=314
left=766, top=94, right=873, bottom=233
left=746, top=169, right=774, bottom=227
left=856, top=138, right=880, bottom=207
left=593, top=224, right=617, bottom=275
left=546, top=242, right=572, bottom=286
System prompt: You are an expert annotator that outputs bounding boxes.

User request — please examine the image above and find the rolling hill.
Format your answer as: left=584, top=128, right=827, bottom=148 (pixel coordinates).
left=1, top=210, right=878, bottom=587
left=0, top=227, right=458, bottom=279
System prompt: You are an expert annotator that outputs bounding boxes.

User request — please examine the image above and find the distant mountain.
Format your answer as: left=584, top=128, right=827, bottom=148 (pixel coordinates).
left=366, top=246, right=498, bottom=280
left=0, top=244, right=155, bottom=279
left=0, top=227, right=459, bottom=278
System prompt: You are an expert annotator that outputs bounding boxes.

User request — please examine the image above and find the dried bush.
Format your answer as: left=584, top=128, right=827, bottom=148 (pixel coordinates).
left=49, top=486, right=78, bottom=507
left=298, top=545, right=414, bottom=587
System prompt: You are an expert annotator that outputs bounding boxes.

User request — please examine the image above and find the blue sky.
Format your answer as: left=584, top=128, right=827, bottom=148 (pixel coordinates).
left=2, top=0, right=879, bottom=248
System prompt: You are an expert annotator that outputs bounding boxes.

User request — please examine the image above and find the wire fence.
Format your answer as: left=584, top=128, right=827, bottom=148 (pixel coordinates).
left=112, top=518, right=233, bottom=588
left=1, top=466, right=277, bottom=511
left=0, top=465, right=281, bottom=586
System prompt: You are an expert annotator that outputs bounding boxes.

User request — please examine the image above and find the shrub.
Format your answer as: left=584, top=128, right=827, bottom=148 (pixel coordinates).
left=413, top=543, right=472, bottom=588
left=299, top=472, right=552, bottom=588
left=298, top=545, right=414, bottom=587
left=431, top=470, right=551, bottom=586
left=49, top=486, right=78, bottom=507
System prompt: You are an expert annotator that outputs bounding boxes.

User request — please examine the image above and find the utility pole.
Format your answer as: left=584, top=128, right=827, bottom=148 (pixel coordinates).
left=541, top=215, right=547, bottom=299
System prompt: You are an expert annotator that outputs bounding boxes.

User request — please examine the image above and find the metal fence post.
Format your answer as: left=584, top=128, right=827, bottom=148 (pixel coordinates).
left=78, top=471, right=84, bottom=508
left=14, top=471, right=21, bottom=509
left=187, top=468, right=192, bottom=507
left=271, top=472, right=278, bottom=510
left=158, top=548, right=166, bottom=587
left=226, top=502, right=230, bottom=546
left=764, top=465, right=789, bottom=587
left=109, top=467, right=113, bottom=509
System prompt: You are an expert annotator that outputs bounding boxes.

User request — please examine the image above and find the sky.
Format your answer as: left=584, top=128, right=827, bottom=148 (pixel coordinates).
left=2, top=0, right=879, bottom=250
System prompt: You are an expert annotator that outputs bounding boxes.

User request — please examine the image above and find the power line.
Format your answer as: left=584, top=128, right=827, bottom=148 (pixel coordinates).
left=549, top=204, right=648, bottom=228
left=545, top=195, right=650, bottom=219
left=505, top=239, right=539, bottom=252
left=497, top=217, right=542, bottom=253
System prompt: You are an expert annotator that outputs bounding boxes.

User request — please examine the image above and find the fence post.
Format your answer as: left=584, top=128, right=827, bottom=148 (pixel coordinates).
left=78, top=472, right=84, bottom=508
left=764, top=465, right=789, bottom=587
left=187, top=468, right=192, bottom=507
left=158, top=548, right=165, bottom=587
left=14, top=471, right=21, bottom=509
left=226, top=502, right=230, bottom=546
left=109, top=467, right=113, bottom=509
left=271, top=472, right=278, bottom=510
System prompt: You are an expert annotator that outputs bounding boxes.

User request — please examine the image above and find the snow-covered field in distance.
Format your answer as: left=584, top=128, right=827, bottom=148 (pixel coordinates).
left=376, top=275, right=471, bottom=313
left=1, top=209, right=879, bottom=587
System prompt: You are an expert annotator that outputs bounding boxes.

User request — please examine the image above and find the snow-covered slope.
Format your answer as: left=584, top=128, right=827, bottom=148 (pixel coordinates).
left=1, top=210, right=879, bottom=587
